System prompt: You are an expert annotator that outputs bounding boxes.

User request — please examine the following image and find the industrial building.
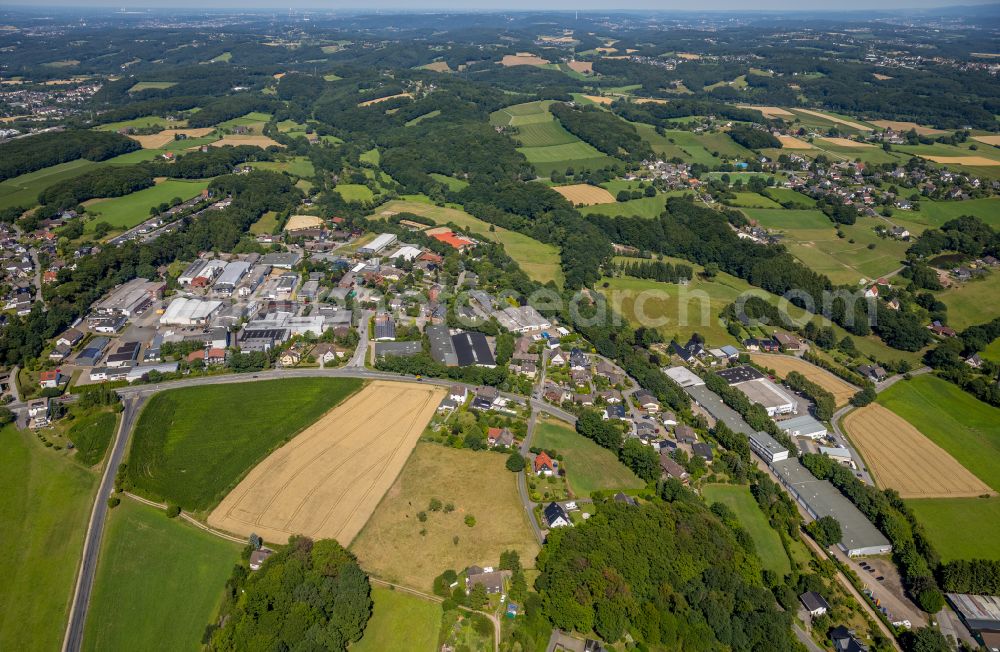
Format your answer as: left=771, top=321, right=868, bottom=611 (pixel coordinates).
left=93, top=279, right=164, bottom=317
left=178, top=259, right=208, bottom=285
left=374, top=341, right=421, bottom=359
left=779, top=414, right=828, bottom=440
left=213, top=261, right=251, bottom=295
left=771, top=457, right=892, bottom=557
left=664, top=366, right=705, bottom=388
left=126, top=362, right=179, bottom=383
left=453, top=331, right=496, bottom=368
left=239, top=328, right=287, bottom=352
left=260, top=251, right=302, bottom=269
left=492, top=305, right=551, bottom=333
left=946, top=593, right=1000, bottom=651
left=427, top=324, right=458, bottom=366
left=160, top=297, right=223, bottom=326
left=358, top=233, right=397, bottom=256
left=748, top=430, right=789, bottom=463
left=106, top=341, right=141, bottom=368
left=387, top=245, right=422, bottom=261
left=717, top=366, right=796, bottom=416
left=75, top=337, right=110, bottom=367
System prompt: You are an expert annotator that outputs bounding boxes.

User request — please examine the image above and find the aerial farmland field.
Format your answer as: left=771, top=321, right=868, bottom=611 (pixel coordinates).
left=84, top=178, right=211, bottom=232
left=126, top=378, right=364, bottom=511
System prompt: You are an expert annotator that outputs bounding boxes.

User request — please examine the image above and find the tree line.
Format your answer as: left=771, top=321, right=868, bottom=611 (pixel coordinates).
left=0, top=130, right=139, bottom=182
left=549, top=102, right=652, bottom=162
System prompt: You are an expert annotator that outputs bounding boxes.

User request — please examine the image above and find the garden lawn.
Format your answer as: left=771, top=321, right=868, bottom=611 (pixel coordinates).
left=70, top=409, right=119, bottom=467
left=352, top=587, right=441, bottom=652
left=83, top=500, right=241, bottom=652
left=0, top=426, right=97, bottom=652
left=249, top=210, right=280, bottom=235
left=84, top=179, right=211, bottom=232
left=906, top=497, right=1000, bottom=562
left=126, top=378, right=363, bottom=511
left=878, top=375, right=1000, bottom=492
left=350, top=443, right=539, bottom=591
left=378, top=199, right=563, bottom=286
left=702, top=484, right=791, bottom=576
left=982, top=337, right=1000, bottom=363
left=533, top=417, right=643, bottom=497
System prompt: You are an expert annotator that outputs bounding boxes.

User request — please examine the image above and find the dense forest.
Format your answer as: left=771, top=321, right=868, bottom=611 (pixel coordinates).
left=536, top=499, right=797, bottom=650
left=207, top=537, right=372, bottom=651
left=0, top=130, right=139, bottom=181
left=549, top=102, right=652, bottom=161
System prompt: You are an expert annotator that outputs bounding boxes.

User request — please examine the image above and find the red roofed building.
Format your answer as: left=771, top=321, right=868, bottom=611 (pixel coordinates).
left=430, top=231, right=475, bottom=251
left=534, top=451, right=556, bottom=476
left=419, top=251, right=444, bottom=265
left=39, top=370, right=63, bottom=389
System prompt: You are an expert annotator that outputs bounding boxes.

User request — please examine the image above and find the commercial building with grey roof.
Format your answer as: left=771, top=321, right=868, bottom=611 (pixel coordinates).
left=771, top=457, right=892, bottom=557
left=426, top=324, right=458, bottom=366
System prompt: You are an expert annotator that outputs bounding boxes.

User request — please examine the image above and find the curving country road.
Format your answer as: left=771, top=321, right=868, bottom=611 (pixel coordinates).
left=60, top=364, right=576, bottom=652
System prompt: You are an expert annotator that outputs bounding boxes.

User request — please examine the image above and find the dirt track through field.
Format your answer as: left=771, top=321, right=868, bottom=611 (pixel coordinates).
left=208, top=381, right=445, bottom=545
left=843, top=404, right=994, bottom=498
left=751, top=354, right=857, bottom=406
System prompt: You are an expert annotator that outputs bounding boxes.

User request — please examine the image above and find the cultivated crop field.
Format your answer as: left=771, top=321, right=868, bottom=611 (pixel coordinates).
left=869, top=120, right=946, bottom=136
left=702, top=484, right=791, bottom=576
left=210, top=134, right=282, bottom=149
left=533, top=417, right=643, bottom=497
left=776, top=135, right=814, bottom=149
left=83, top=500, right=241, bottom=652
left=878, top=375, right=1000, bottom=492
left=130, top=127, right=216, bottom=149
left=208, top=381, right=444, bottom=546
left=499, top=53, right=550, bottom=67
left=843, top=403, right=993, bottom=498
left=351, top=443, right=540, bottom=590
left=127, top=378, right=364, bottom=511
left=552, top=183, right=616, bottom=205
left=750, top=353, right=857, bottom=406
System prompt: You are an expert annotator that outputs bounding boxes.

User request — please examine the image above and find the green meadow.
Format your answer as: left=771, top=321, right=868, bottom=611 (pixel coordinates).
left=85, top=179, right=211, bottom=232
left=533, top=417, right=644, bottom=497
left=126, top=378, right=363, bottom=511
left=702, top=484, right=791, bottom=576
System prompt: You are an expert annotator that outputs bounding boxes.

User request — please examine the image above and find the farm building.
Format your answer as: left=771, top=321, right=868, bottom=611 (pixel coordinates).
left=160, top=297, right=223, bottom=326
left=779, top=414, right=827, bottom=440
left=771, top=457, right=892, bottom=557
left=946, top=593, right=1000, bottom=650
left=430, top=231, right=475, bottom=251
left=358, top=233, right=397, bottom=255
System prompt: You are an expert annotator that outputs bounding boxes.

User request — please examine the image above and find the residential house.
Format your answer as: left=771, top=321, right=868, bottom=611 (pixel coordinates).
left=659, top=454, right=690, bottom=484
left=39, top=370, right=63, bottom=389
left=674, top=423, right=697, bottom=444
left=56, top=328, right=84, bottom=348
left=449, top=385, right=468, bottom=404
left=691, top=442, right=714, bottom=462
left=800, top=591, right=830, bottom=618
left=466, top=567, right=510, bottom=596
left=487, top=427, right=515, bottom=448
left=279, top=350, right=301, bottom=366
left=543, top=502, right=571, bottom=528
left=534, top=451, right=556, bottom=477
left=249, top=548, right=274, bottom=571
left=857, top=364, right=887, bottom=383
left=661, top=411, right=678, bottom=427
left=634, top=390, right=660, bottom=413
left=928, top=320, right=956, bottom=338
left=773, top=332, right=800, bottom=351
left=829, top=626, right=868, bottom=652
left=613, top=492, right=638, bottom=507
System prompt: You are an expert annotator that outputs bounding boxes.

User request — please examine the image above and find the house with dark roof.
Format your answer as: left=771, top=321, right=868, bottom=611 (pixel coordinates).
left=613, top=492, right=638, bottom=506
left=543, top=501, right=571, bottom=528
left=800, top=591, right=830, bottom=617
left=692, top=442, right=714, bottom=462
left=659, top=453, right=689, bottom=484
left=829, top=626, right=868, bottom=652
left=487, top=427, right=515, bottom=448
left=452, top=331, right=496, bottom=368
left=466, top=567, right=510, bottom=595
left=857, top=364, right=887, bottom=382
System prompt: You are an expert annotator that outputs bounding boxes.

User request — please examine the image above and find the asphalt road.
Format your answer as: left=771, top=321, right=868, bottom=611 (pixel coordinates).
left=62, top=395, right=145, bottom=652
left=60, top=365, right=576, bottom=651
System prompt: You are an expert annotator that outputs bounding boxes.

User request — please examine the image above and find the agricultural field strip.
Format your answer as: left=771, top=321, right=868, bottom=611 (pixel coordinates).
left=843, top=404, right=993, bottom=498
left=208, top=381, right=444, bottom=545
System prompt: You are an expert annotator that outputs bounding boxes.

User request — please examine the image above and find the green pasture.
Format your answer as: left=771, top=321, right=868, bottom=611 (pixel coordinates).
left=352, top=587, right=441, bottom=652
left=128, top=81, right=176, bottom=93
left=69, top=410, right=119, bottom=467
left=533, top=417, right=644, bottom=497
left=937, top=271, right=1000, bottom=330
left=85, top=179, right=211, bottom=232
left=336, top=183, right=375, bottom=202
left=702, top=484, right=791, bottom=576
left=906, top=497, right=1000, bottom=562
left=429, top=173, right=469, bottom=191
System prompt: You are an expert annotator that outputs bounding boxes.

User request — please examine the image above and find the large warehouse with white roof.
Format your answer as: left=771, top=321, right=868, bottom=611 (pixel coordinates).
left=160, top=297, right=223, bottom=326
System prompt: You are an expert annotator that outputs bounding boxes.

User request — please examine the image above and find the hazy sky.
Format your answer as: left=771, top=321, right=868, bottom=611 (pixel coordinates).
left=8, top=0, right=996, bottom=10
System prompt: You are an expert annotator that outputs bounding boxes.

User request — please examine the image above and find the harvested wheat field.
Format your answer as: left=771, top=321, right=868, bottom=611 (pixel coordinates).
left=553, top=183, right=616, bottom=205
left=747, top=106, right=794, bottom=119
left=500, top=53, right=550, bottom=67
left=358, top=93, right=413, bottom=107
left=870, top=120, right=946, bottom=136
left=794, top=109, right=871, bottom=131
left=421, top=61, right=451, bottom=73
left=131, top=128, right=216, bottom=149
left=751, top=353, right=857, bottom=406
left=210, top=135, right=283, bottom=149
left=582, top=94, right=613, bottom=105
left=817, top=137, right=875, bottom=148
left=283, top=214, right=323, bottom=232
left=843, top=404, right=995, bottom=498
left=873, top=73, right=893, bottom=81
left=923, top=155, right=1000, bottom=167
left=777, top=135, right=814, bottom=149
left=567, top=60, right=593, bottom=74
left=634, top=97, right=669, bottom=105
left=677, top=52, right=701, bottom=60
left=208, top=381, right=445, bottom=545
left=595, top=47, right=618, bottom=54
left=973, top=135, right=1000, bottom=146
